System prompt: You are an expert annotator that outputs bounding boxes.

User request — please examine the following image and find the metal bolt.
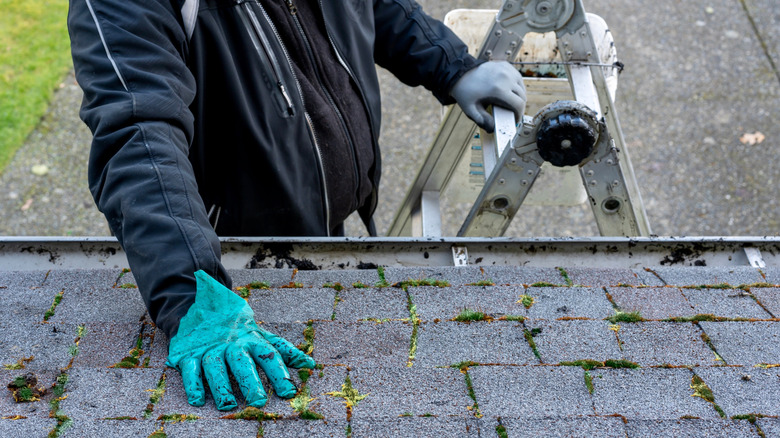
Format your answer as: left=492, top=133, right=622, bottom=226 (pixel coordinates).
left=612, top=180, right=620, bottom=187
left=527, top=170, right=534, bottom=176
left=505, top=50, right=512, bottom=56
left=499, top=178, right=506, bottom=185
left=563, top=41, right=569, bottom=47
left=566, top=51, right=573, bottom=58
left=510, top=158, right=517, bottom=164
left=606, top=159, right=614, bottom=165
left=586, top=51, right=592, bottom=57
left=586, top=170, right=594, bottom=177
left=495, top=30, right=503, bottom=37
left=590, top=180, right=597, bottom=186
left=510, top=40, right=518, bottom=48
left=521, top=180, right=528, bottom=186
left=486, top=50, right=493, bottom=57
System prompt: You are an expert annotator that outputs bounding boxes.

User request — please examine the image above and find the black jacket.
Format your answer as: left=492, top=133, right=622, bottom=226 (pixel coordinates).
left=68, top=0, right=479, bottom=337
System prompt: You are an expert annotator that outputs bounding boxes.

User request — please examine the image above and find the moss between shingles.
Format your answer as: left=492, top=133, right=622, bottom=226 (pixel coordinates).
left=143, top=373, right=167, bottom=419
left=495, top=423, right=509, bottom=438
left=681, top=283, right=734, bottom=290
left=48, top=325, right=86, bottom=438
left=296, top=321, right=315, bottom=356
left=557, top=267, right=574, bottom=287
left=559, top=359, right=640, bottom=370
left=220, top=407, right=280, bottom=421
left=395, top=278, right=451, bottom=288
left=406, top=294, right=421, bottom=367
left=323, top=282, right=344, bottom=291
left=3, top=355, right=34, bottom=370
left=375, top=266, right=390, bottom=288
left=523, top=328, right=542, bottom=360
left=605, top=311, right=644, bottom=323
left=517, top=294, right=535, bottom=309
left=156, top=414, right=198, bottom=424
left=43, top=290, right=64, bottom=322
left=690, top=374, right=726, bottom=418
left=529, top=281, right=560, bottom=288
left=289, top=385, right=324, bottom=420
left=466, top=279, right=495, bottom=287
left=326, top=375, right=368, bottom=422
left=453, top=309, right=489, bottom=322
left=451, top=362, right=482, bottom=418
left=662, top=314, right=734, bottom=323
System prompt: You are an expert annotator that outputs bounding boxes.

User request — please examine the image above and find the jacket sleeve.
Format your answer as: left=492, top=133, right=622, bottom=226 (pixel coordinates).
left=68, top=0, right=229, bottom=338
left=372, top=0, right=482, bottom=105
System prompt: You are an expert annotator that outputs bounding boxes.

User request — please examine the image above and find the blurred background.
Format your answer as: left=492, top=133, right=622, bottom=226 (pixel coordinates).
left=1, top=0, right=778, bottom=237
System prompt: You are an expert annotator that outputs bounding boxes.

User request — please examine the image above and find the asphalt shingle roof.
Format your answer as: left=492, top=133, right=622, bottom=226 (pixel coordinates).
left=0, top=249, right=778, bottom=437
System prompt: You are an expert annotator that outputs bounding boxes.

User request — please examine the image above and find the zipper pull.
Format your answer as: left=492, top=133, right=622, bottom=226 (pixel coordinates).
left=278, top=82, right=295, bottom=116
left=285, top=0, right=297, bottom=14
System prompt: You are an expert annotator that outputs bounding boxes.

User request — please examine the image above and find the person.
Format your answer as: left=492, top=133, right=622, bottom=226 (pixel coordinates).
left=67, top=0, right=526, bottom=410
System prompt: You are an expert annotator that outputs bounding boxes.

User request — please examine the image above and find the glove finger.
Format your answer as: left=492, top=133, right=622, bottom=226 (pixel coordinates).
left=249, top=342, right=298, bottom=399
left=226, top=345, right=268, bottom=408
left=259, top=330, right=316, bottom=369
left=474, top=107, right=495, bottom=133
left=180, top=357, right=206, bottom=407
left=202, top=349, right=238, bottom=411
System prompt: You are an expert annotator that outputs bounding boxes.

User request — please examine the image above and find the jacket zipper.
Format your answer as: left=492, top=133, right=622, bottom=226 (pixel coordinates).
left=240, top=1, right=331, bottom=235
left=316, top=0, right=380, bottom=217
left=237, top=2, right=295, bottom=116
left=284, top=0, right=361, bottom=211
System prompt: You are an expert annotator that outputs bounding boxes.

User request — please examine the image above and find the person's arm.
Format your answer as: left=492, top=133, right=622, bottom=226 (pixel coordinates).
left=68, top=0, right=314, bottom=409
left=68, top=0, right=224, bottom=338
left=372, top=0, right=526, bottom=132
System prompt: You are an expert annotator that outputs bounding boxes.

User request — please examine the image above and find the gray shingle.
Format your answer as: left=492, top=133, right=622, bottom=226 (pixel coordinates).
left=618, top=322, right=717, bottom=366
left=334, top=287, right=409, bottom=321
left=605, top=287, right=692, bottom=320
left=527, top=320, right=623, bottom=364
left=751, top=288, right=780, bottom=318
left=163, top=419, right=260, bottom=437
left=0, top=270, right=48, bottom=289
left=650, top=267, right=764, bottom=287
left=247, top=287, right=335, bottom=323
left=680, top=288, right=772, bottom=319
left=52, top=286, right=146, bottom=324
left=624, top=419, right=758, bottom=438
left=698, top=322, right=780, bottom=366
left=591, top=368, right=722, bottom=419
left=43, top=269, right=122, bottom=291
left=411, top=285, right=526, bottom=322
left=350, top=367, right=473, bottom=419
left=60, top=368, right=164, bottom=420
left=0, top=288, right=68, bottom=324
left=469, top=366, right=594, bottom=418
left=756, top=418, right=780, bottom=438
left=524, top=287, right=614, bottom=320
left=262, top=419, right=349, bottom=437
left=0, top=419, right=57, bottom=437
left=312, top=322, right=412, bottom=367
left=414, top=321, right=536, bottom=367
left=61, top=420, right=159, bottom=437
left=0, top=323, right=79, bottom=371
left=499, top=417, right=627, bottom=437
left=351, top=417, right=479, bottom=438
left=72, top=322, right=145, bottom=368
left=562, top=267, right=663, bottom=287
left=694, top=368, right=780, bottom=417
left=759, top=268, right=780, bottom=286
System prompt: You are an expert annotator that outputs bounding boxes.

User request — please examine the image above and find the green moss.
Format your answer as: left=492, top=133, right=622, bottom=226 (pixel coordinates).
left=682, top=283, right=734, bottom=290
left=530, top=282, right=559, bottom=288
left=43, top=290, right=64, bottom=321
left=496, top=424, right=509, bottom=438
left=281, top=282, right=304, bottom=289
left=407, top=295, right=421, bottom=367
left=157, top=414, right=198, bottom=423
left=221, top=407, right=280, bottom=421
left=352, top=282, right=368, bottom=289
left=111, top=347, right=144, bottom=368
left=663, top=314, right=729, bottom=323
left=375, top=266, right=390, bottom=288
left=326, top=375, right=368, bottom=409
left=323, top=282, right=344, bottom=291
left=461, top=369, right=481, bottom=417
left=248, top=281, right=271, bottom=290
left=298, top=369, right=312, bottom=384
left=118, top=283, right=138, bottom=289
left=518, top=295, right=535, bottom=309
left=690, top=374, right=726, bottom=418
left=289, top=386, right=324, bottom=420
left=454, top=309, right=488, bottom=322
left=3, top=356, right=34, bottom=370
left=143, top=374, right=166, bottom=419
left=499, top=315, right=525, bottom=322
left=557, top=267, right=573, bottom=286
left=584, top=370, right=594, bottom=394
left=467, top=279, right=495, bottom=287
left=523, top=329, right=542, bottom=360
left=102, top=416, right=138, bottom=421
left=605, top=311, right=644, bottom=323
left=559, top=359, right=604, bottom=371
left=396, top=278, right=450, bottom=288
left=400, top=412, right=413, bottom=417
left=297, top=321, right=315, bottom=355
left=603, top=359, right=640, bottom=369
left=451, top=361, right=480, bottom=371
left=235, top=287, right=251, bottom=299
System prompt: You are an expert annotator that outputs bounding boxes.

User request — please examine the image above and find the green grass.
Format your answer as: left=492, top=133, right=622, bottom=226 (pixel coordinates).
left=0, top=0, right=73, bottom=174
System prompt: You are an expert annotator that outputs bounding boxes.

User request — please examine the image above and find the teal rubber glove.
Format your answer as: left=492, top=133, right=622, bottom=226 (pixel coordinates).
left=450, top=60, right=527, bottom=133
left=166, top=270, right=316, bottom=410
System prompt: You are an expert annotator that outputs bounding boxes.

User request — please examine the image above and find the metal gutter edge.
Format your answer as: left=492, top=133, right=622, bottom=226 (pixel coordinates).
left=0, top=236, right=778, bottom=271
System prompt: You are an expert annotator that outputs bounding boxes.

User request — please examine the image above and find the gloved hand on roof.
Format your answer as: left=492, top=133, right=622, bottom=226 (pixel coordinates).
left=450, top=60, right=527, bottom=133
left=166, top=270, right=316, bottom=410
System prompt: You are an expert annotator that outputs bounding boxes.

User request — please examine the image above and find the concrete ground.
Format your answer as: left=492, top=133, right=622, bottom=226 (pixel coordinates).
left=0, top=0, right=778, bottom=238
left=0, top=260, right=778, bottom=437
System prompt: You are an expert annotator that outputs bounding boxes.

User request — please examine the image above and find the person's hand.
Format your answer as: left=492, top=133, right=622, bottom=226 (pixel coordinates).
left=166, top=270, right=316, bottom=410
left=450, top=61, right=526, bottom=132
